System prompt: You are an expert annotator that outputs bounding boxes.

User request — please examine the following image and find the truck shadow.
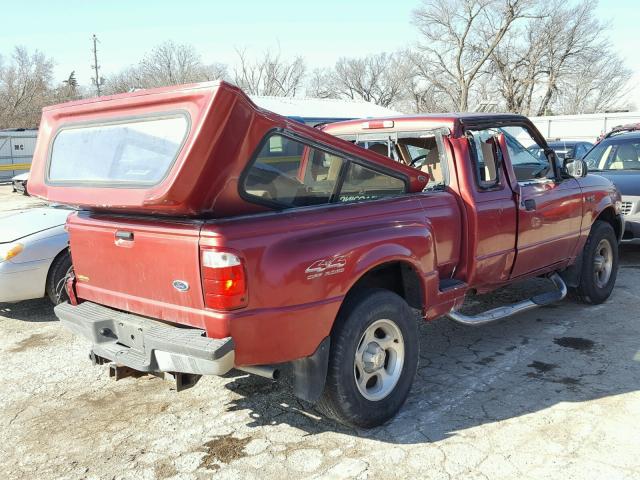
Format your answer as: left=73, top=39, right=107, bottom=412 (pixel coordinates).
left=0, top=298, right=58, bottom=322
left=223, top=247, right=640, bottom=443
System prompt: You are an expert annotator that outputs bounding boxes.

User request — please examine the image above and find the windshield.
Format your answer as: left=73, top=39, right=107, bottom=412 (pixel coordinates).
left=584, top=137, right=640, bottom=171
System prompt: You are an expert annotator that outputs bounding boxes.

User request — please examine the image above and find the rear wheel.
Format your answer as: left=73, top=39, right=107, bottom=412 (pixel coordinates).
left=316, top=289, right=419, bottom=428
left=46, top=250, right=72, bottom=305
left=574, top=221, right=618, bottom=304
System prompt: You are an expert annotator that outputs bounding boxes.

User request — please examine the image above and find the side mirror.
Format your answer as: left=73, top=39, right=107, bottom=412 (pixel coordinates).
left=564, top=158, right=588, bottom=178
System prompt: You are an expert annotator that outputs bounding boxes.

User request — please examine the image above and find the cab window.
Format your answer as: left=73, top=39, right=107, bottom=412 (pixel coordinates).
left=397, top=136, right=445, bottom=189
left=498, top=126, right=551, bottom=183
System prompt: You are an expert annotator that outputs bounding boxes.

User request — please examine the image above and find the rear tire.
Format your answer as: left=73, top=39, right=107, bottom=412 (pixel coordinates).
left=574, top=220, right=618, bottom=304
left=46, top=250, right=72, bottom=305
left=316, top=289, right=419, bottom=428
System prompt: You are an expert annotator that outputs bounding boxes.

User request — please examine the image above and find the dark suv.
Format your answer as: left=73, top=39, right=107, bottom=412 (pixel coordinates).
left=585, top=131, right=640, bottom=241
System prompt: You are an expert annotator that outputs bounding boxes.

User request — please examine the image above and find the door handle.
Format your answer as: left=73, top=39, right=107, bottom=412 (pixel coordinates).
left=115, top=231, right=134, bottom=241
left=523, top=199, right=536, bottom=211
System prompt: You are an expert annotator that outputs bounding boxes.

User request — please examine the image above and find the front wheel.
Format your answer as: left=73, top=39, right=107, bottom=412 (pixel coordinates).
left=316, top=289, right=419, bottom=428
left=574, top=220, right=618, bottom=304
left=46, top=250, right=72, bottom=305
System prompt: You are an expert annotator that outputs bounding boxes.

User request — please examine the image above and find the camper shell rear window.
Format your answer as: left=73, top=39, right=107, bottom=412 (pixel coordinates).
left=46, top=113, right=190, bottom=187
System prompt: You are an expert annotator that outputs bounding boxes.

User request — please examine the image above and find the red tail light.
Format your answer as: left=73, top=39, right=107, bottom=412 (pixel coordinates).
left=201, top=250, right=248, bottom=310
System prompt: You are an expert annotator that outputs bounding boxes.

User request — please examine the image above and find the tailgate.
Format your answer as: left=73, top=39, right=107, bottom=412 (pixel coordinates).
left=68, top=212, right=207, bottom=328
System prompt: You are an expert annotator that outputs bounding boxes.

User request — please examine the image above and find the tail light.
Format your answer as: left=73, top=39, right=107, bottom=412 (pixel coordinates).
left=201, top=249, right=247, bottom=310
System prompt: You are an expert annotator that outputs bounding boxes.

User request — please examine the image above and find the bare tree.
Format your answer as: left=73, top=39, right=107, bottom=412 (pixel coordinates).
left=306, top=68, right=339, bottom=99
left=138, top=41, right=206, bottom=86
left=412, top=0, right=535, bottom=111
left=232, top=48, right=306, bottom=97
left=490, top=16, right=547, bottom=114
left=535, top=0, right=614, bottom=115
left=0, top=46, right=54, bottom=128
left=331, top=52, right=410, bottom=108
left=554, top=52, right=632, bottom=114
left=105, top=41, right=227, bottom=94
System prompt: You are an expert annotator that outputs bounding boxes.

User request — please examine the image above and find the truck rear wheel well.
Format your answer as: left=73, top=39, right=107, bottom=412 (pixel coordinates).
left=596, top=207, right=621, bottom=240
left=347, top=262, right=424, bottom=311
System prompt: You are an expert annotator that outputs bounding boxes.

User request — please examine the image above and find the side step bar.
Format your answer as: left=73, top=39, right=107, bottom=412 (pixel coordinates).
left=446, top=273, right=567, bottom=327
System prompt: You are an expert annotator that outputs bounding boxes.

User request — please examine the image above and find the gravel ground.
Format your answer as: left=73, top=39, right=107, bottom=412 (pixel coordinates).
left=1, top=185, right=639, bottom=480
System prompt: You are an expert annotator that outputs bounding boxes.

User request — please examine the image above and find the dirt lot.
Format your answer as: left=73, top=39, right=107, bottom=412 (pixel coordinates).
left=1, top=184, right=639, bottom=480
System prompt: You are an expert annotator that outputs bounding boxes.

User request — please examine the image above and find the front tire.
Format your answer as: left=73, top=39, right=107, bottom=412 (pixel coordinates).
left=574, top=220, right=618, bottom=304
left=316, top=289, right=419, bottom=428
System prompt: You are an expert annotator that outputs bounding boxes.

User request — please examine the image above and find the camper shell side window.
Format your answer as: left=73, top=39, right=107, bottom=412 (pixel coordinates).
left=240, top=131, right=408, bottom=209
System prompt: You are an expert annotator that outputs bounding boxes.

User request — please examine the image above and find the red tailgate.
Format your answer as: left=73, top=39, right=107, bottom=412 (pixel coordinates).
left=68, top=212, right=208, bottom=329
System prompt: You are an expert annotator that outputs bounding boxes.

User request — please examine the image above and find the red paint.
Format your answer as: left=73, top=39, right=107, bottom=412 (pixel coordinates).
left=28, top=83, right=621, bottom=366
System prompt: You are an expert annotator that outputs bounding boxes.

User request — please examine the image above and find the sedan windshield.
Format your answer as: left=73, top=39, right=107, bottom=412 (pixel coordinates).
left=584, top=137, right=640, bottom=171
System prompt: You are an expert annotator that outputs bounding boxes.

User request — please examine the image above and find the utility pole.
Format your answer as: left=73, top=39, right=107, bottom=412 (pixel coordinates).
left=91, top=34, right=105, bottom=96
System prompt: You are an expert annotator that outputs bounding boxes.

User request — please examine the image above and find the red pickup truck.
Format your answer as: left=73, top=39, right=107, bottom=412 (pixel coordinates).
left=28, top=81, right=622, bottom=428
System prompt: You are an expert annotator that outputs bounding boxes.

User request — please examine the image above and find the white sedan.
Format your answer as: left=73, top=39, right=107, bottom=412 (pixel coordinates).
left=0, top=206, right=72, bottom=304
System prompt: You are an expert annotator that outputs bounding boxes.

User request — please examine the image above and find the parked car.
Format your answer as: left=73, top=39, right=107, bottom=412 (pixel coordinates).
left=584, top=131, right=640, bottom=241
left=27, top=82, right=622, bottom=428
left=547, top=140, right=593, bottom=160
left=11, top=172, right=29, bottom=195
left=0, top=206, right=72, bottom=304
left=596, top=122, right=640, bottom=143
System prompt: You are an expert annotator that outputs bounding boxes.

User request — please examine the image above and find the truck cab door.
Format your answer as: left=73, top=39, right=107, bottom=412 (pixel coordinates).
left=496, top=127, right=583, bottom=278
left=461, top=131, right=518, bottom=287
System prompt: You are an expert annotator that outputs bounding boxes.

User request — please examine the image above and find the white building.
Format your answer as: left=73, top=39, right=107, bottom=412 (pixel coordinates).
left=530, top=111, right=640, bottom=142
left=0, top=129, right=38, bottom=181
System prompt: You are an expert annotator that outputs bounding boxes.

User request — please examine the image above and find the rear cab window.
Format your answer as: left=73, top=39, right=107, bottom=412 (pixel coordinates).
left=340, top=129, right=449, bottom=191
left=241, top=133, right=407, bottom=208
left=47, top=114, right=189, bottom=186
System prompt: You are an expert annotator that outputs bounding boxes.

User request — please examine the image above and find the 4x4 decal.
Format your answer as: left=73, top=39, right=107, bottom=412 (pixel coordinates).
left=305, top=255, right=347, bottom=280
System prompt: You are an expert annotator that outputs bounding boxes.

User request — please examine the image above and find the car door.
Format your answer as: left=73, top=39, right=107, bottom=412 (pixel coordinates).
left=462, top=130, right=518, bottom=286
left=497, top=125, right=583, bottom=278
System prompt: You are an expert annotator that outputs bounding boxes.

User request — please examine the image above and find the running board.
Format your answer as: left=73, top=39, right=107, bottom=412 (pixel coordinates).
left=445, top=273, right=567, bottom=327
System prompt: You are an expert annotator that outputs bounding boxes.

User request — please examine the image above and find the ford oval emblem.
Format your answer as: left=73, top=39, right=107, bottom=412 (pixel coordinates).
left=172, top=280, right=190, bottom=292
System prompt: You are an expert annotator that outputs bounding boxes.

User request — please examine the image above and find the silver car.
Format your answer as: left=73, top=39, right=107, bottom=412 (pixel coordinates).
left=0, top=206, right=72, bottom=303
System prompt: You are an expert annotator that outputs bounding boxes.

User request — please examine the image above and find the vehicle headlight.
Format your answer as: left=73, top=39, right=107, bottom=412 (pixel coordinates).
left=0, top=243, right=24, bottom=262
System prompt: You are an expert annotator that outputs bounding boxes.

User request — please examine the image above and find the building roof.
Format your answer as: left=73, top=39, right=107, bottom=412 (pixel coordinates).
left=0, top=129, right=38, bottom=137
left=249, top=95, right=400, bottom=122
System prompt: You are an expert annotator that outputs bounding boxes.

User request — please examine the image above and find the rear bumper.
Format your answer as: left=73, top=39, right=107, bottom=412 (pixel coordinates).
left=55, top=301, right=235, bottom=375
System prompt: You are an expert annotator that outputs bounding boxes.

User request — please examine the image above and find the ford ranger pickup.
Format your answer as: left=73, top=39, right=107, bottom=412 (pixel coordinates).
left=27, top=81, right=623, bottom=428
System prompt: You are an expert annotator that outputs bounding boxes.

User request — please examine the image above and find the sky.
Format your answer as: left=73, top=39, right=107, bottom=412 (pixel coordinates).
left=1, top=0, right=639, bottom=107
